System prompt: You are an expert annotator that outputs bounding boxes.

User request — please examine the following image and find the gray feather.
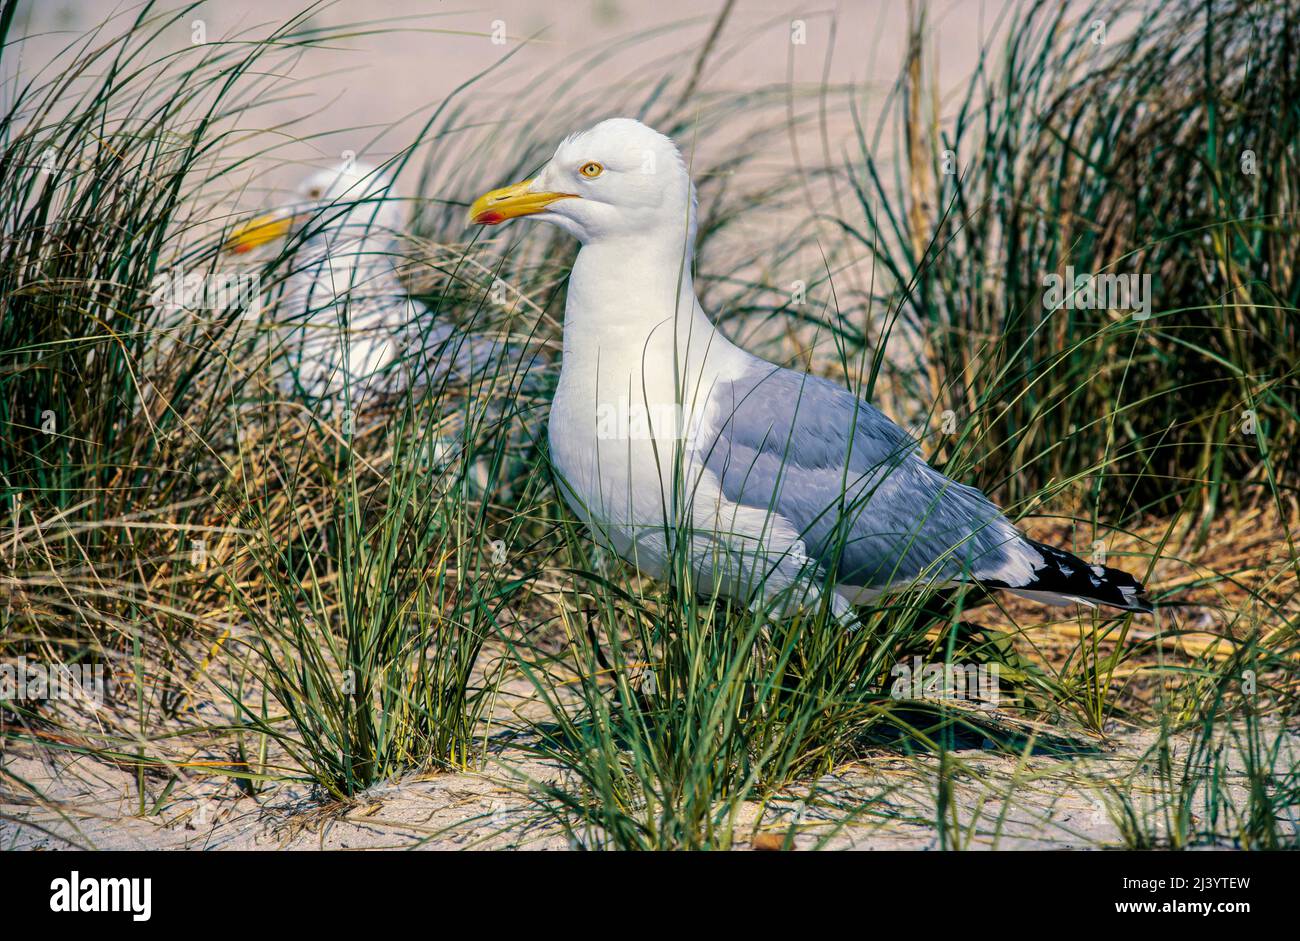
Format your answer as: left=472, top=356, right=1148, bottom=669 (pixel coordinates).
left=699, top=365, right=1026, bottom=590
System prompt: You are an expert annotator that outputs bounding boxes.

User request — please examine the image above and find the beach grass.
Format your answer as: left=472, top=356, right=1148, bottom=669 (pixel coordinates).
left=0, top=0, right=1296, bottom=849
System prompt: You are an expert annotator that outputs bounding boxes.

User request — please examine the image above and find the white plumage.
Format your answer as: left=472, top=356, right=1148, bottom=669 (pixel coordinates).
left=228, top=161, right=524, bottom=404
left=470, top=118, right=1151, bottom=617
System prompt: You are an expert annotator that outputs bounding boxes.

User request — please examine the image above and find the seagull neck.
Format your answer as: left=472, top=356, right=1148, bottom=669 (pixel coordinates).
left=566, top=235, right=706, bottom=341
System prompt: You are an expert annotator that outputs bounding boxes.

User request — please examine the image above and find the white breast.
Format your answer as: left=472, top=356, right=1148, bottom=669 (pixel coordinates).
left=549, top=323, right=693, bottom=572
left=546, top=239, right=844, bottom=615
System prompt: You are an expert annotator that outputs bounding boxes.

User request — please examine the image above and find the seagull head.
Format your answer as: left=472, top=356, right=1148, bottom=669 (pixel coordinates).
left=224, top=160, right=403, bottom=254
left=469, top=118, right=696, bottom=246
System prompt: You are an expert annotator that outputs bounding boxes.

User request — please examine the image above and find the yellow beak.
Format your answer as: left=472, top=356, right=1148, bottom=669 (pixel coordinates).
left=468, top=178, right=575, bottom=226
left=223, top=211, right=297, bottom=254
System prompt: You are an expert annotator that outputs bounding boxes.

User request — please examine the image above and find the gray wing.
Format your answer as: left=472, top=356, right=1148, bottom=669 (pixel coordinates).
left=699, top=364, right=1026, bottom=590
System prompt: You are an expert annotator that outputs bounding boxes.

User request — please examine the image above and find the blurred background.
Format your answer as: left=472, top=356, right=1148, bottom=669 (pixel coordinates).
left=8, top=1, right=1011, bottom=196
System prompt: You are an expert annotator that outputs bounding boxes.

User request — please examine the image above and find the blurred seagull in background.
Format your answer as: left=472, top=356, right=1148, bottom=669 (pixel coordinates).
left=469, top=118, right=1152, bottom=620
left=225, top=160, right=530, bottom=403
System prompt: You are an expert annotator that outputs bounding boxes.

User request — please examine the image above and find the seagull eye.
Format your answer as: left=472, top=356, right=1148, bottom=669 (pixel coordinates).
left=579, top=161, right=604, bottom=179
left=307, top=187, right=322, bottom=199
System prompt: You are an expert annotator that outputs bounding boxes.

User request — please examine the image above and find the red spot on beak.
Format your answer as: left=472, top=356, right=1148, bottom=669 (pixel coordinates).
left=477, top=211, right=504, bottom=225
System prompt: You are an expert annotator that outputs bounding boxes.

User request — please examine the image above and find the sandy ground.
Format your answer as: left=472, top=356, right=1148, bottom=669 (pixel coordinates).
left=5, top=722, right=1293, bottom=850
left=11, top=0, right=1006, bottom=186
left=3, top=508, right=1296, bottom=851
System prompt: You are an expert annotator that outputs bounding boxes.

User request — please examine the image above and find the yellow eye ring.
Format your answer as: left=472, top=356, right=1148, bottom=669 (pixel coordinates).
left=579, top=161, right=604, bottom=179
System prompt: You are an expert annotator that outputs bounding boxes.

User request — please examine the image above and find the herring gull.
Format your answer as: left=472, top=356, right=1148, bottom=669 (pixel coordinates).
left=225, top=160, right=530, bottom=403
left=469, top=118, right=1152, bottom=620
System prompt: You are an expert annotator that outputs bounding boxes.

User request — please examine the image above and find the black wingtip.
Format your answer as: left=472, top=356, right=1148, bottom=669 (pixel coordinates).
left=1128, top=591, right=1155, bottom=615
left=1019, top=539, right=1154, bottom=614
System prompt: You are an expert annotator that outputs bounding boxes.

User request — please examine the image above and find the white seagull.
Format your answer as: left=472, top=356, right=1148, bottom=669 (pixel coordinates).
left=469, top=119, right=1151, bottom=620
left=226, top=160, right=527, bottom=403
